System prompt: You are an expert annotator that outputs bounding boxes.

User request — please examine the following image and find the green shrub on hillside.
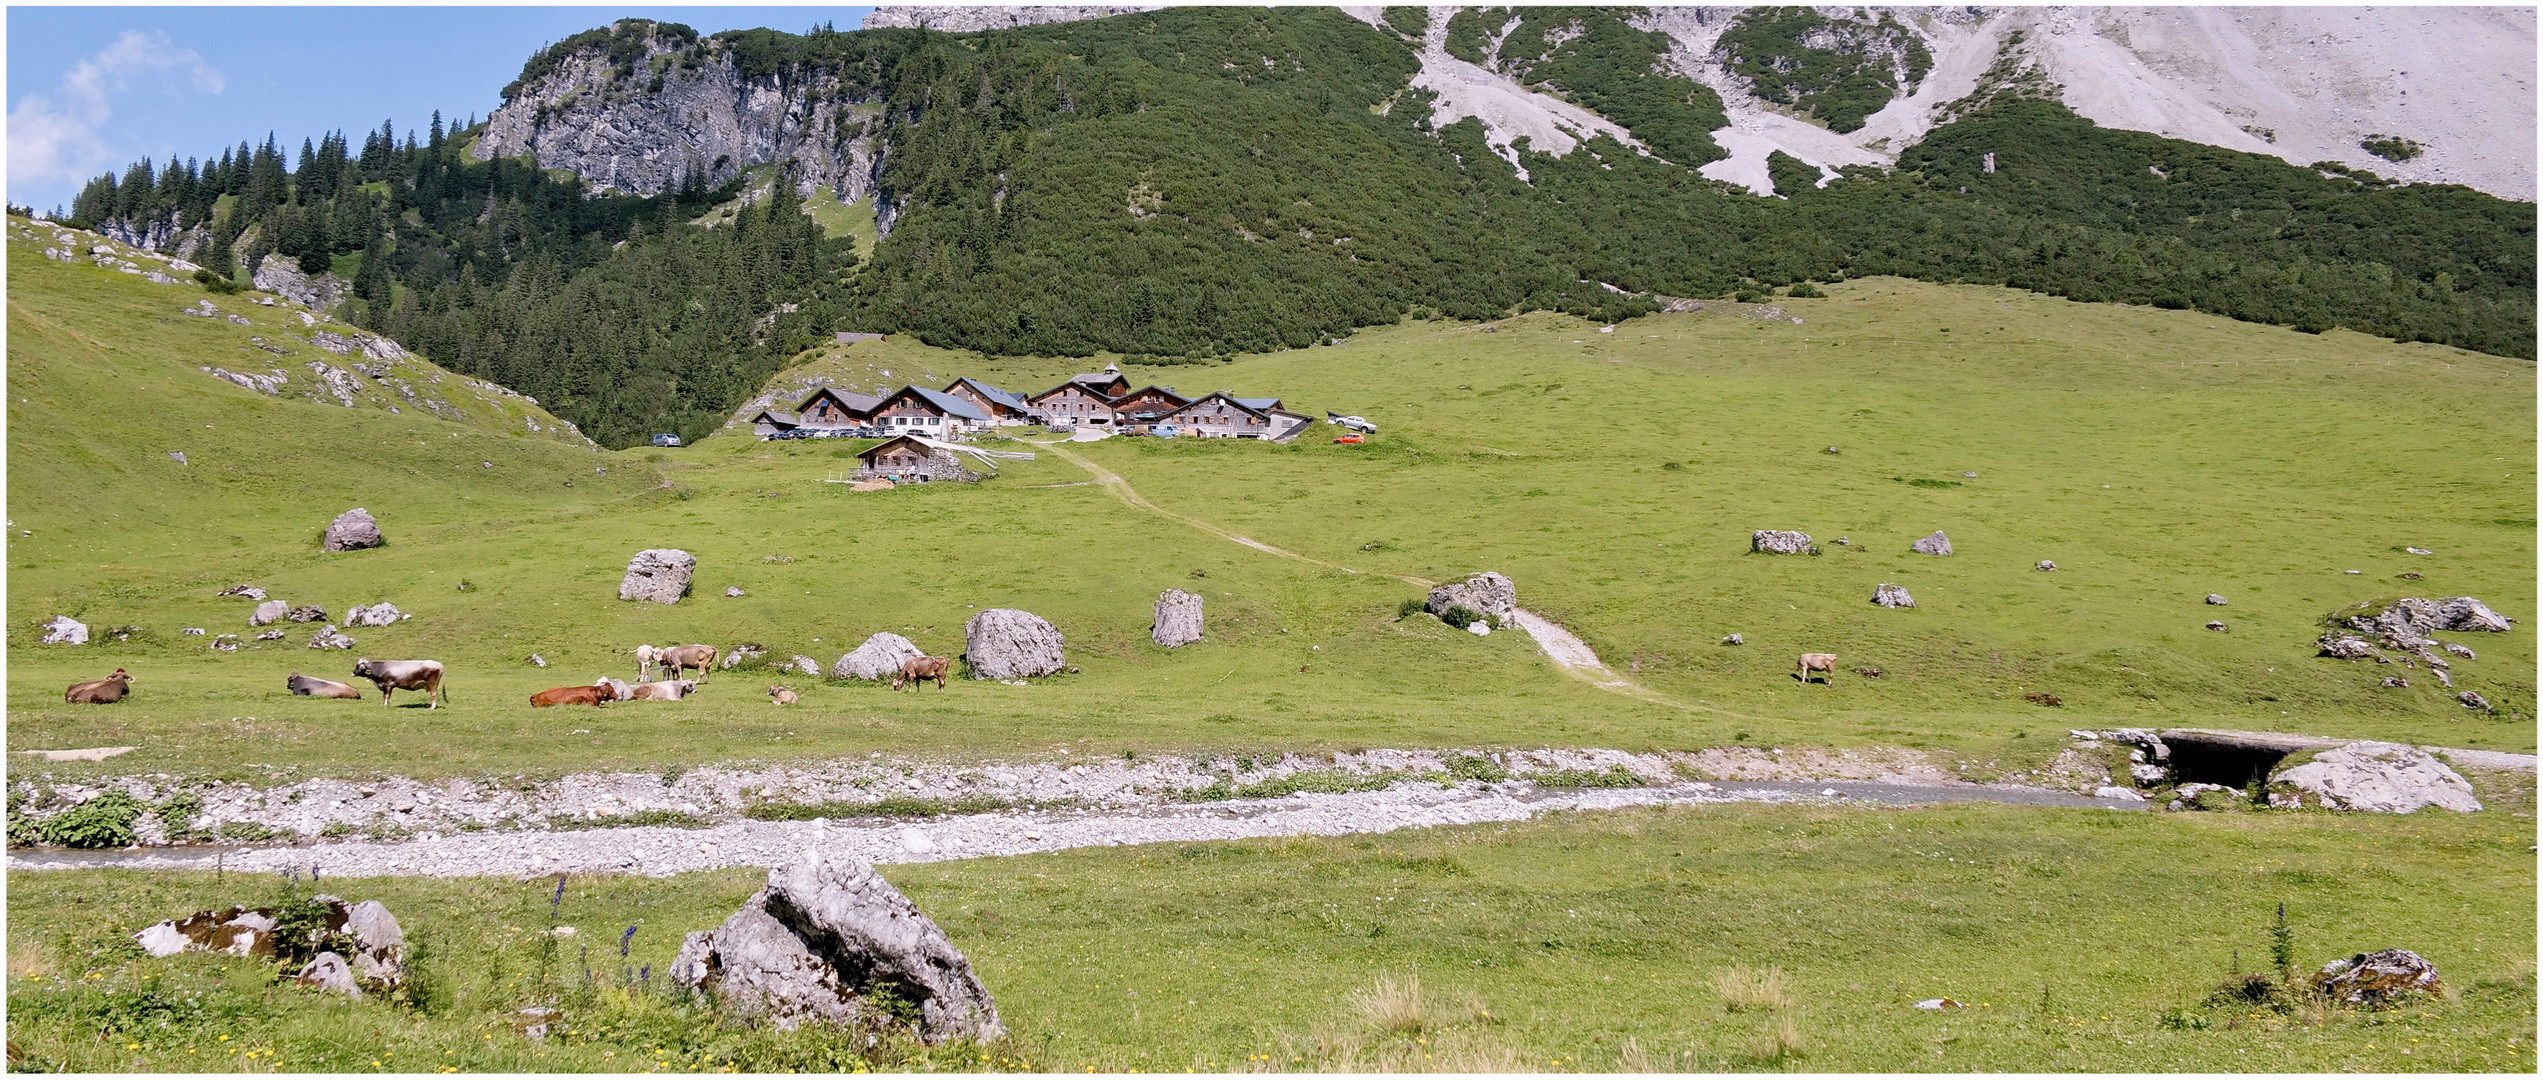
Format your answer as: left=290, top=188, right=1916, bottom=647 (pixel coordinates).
left=1716, top=7, right=1932, bottom=133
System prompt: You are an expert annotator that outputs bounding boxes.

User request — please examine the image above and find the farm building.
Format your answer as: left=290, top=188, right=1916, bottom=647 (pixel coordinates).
left=797, top=387, right=882, bottom=428
left=1026, top=380, right=1120, bottom=429
left=871, top=386, right=994, bottom=435
left=856, top=435, right=980, bottom=482
left=1160, top=392, right=1313, bottom=440
left=942, top=378, right=1037, bottom=426
left=1109, top=385, right=1189, bottom=433
left=748, top=409, right=801, bottom=437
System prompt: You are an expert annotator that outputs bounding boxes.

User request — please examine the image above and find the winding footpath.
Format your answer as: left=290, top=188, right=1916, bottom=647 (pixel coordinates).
left=1029, top=440, right=1689, bottom=708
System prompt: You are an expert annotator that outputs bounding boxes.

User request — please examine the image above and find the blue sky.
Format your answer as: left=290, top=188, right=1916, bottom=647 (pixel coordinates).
left=6, top=6, right=875, bottom=213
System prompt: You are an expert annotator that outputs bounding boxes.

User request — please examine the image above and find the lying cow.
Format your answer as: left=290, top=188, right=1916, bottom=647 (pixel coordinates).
left=1795, top=652, right=1838, bottom=685
left=594, top=676, right=632, bottom=702
left=768, top=685, right=797, bottom=705
left=351, top=658, right=447, bottom=708
left=655, top=644, right=718, bottom=680
left=623, top=679, right=699, bottom=702
left=893, top=656, right=951, bottom=691
left=65, top=669, right=132, bottom=704
left=530, top=683, right=617, bottom=707
left=286, top=673, right=362, bottom=699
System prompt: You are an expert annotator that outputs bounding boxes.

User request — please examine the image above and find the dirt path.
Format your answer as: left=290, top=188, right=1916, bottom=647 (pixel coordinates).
left=1028, top=440, right=1695, bottom=707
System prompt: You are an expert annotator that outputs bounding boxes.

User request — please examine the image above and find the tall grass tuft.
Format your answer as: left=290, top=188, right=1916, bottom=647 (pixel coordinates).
left=1350, top=971, right=1431, bottom=1035
left=1716, top=963, right=1793, bottom=1013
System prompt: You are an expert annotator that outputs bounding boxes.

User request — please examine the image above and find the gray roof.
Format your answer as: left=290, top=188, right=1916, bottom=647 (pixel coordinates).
left=797, top=386, right=882, bottom=413
left=900, top=386, right=992, bottom=422
left=752, top=409, right=799, bottom=425
left=950, top=378, right=1032, bottom=412
left=1234, top=397, right=1282, bottom=411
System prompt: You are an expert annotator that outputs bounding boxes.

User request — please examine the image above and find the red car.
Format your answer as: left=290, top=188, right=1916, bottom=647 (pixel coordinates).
left=1333, top=434, right=1366, bottom=444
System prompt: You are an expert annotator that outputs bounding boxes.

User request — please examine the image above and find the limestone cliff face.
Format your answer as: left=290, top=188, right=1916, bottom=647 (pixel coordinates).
left=472, top=24, right=885, bottom=201
left=860, top=6, right=1156, bottom=32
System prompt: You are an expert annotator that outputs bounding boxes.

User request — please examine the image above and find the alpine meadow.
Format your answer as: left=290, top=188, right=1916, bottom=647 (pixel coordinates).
left=8, top=5, right=2535, bottom=1075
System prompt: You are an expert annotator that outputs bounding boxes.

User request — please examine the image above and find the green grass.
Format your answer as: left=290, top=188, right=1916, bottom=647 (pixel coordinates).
left=803, top=185, right=879, bottom=261
left=7, top=224, right=2534, bottom=785
left=7, top=798, right=2533, bottom=1071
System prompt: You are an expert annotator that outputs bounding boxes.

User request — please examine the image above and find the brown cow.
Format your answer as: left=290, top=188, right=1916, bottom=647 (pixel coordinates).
left=768, top=685, right=798, bottom=705
left=286, top=673, right=362, bottom=699
left=530, top=683, right=616, bottom=707
left=655, top=644, right=718, bottom=680
left=1795, top=652, right=1838, bottom=685
left=65, top=669, right=132, bottom=704
left=893, top=656, right=951, bottom=691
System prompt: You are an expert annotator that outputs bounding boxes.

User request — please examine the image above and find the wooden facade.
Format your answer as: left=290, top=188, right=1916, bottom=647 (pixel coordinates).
left=942, top=378, right=1036, bottom=426
left=1108, top=385, right=1189, bottom=433
left=1027, top=383, right=1118, bottom=427
left=1161, top=392, right=1279, bottom=438
left=796, top=387, right=880, bottom=428
left=856, top=435, right=979, bottom=482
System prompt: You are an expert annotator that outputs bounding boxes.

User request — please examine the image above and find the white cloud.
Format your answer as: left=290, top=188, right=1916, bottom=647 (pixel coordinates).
left=8, top=30, right=224, bottom=191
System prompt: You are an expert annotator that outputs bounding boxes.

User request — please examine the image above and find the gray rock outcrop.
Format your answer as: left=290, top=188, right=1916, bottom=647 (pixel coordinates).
left=344, top=603, right=406, bottom=628
left=250, top=600, right=289, bottom=626
left=2276, top=741, right=2481, bottom=813
left=670, top=850, right=1002, bottom=1041
left=136, top=895, right=405, bottom=992
left=252, top=254, right=346, bottom=310
left=863, top=6, right=1154, bottom=31
left=2205, top=594, right=2229, bottom=605
left=1152, top=589, right=1204, bottom=647
left=475, top=21, right=884, bottom=203
left=619, top=549, right=696, bottom=603
left=1750, top=530, right=1813, bottom=555
left=323, top=508, right=382, bottom=551
left=785, top=656, right=822, bottom=677
left=1911, top=531, right=1953, bottom=556
left=307, top=625, right=355, bottom=650
left=41, top=616, right=87, bottom=645
left=2316, top=634, right=2376, bottom=659
left=2342, top=596, right=2515, bottom=639
left=2457, top=691, right=2491, bottom=710
left=1873, top=583, right=1915, bottom=608
left=964, top=609, right=1065, bottom=680
left=288, top=605, right=327, bottom=623
left=2035, top=560, right=2057, bottom=571
left=833, top=633, right=926, bottom=681
left=1426, top=572, right=1517, bottom=620
left=2315, top=949, right=2442, bottom=1006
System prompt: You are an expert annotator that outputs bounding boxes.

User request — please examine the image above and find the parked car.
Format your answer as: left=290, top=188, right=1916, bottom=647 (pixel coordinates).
left=1334, top=434, right=1366, bottom=444
left=650, top=433, right=683, bottom=447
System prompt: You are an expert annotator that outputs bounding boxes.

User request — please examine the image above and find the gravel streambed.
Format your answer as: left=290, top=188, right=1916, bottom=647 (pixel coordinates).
left=8, top=777, right=2146, bottom=878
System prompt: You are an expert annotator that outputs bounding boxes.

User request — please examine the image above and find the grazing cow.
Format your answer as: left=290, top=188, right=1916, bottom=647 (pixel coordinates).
left=1795, top=652, right=1838, bottom=685
left=768, top=685, right=798, bottom=705
left=530, top=683, right=615, bottom=707
left=351, top=658, right=447, bottom=708
left=624, top=679, right=698, bottom=702
left=893, top=656, right=952, bottom=691
left=286, top=673, right=362, bottom=699
left=655, top=644, right=718, bottom=680
left=65, top=669, right=132, bottom=704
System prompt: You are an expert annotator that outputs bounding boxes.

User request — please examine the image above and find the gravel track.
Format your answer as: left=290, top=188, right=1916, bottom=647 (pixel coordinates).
left=8, top=777, right=2144, bottom=878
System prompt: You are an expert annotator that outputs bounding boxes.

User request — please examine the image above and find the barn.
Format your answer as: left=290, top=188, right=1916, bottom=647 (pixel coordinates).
left=855, top=435, right=980, bottom=483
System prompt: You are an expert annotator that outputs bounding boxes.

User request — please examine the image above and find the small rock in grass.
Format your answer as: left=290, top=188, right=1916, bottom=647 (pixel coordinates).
left=2378, top=676, right=2408, bottom=688
left=2442, top=642, right=2476, bottom=660
left=2457, top=690, right=2490, bottom=710
left=1467, top=621, right=1491, bottom=636
left=1912, top=999, right=1963, bottom=1010
left=2316, top=634, right=2376, bottom=659
left=2316, top=949, right=2442, bottom=1005
left=2206, top=621, right=2227, bottom=632
left=323, top=508, right=383, bottom=551
left=1911, top=531, right=1953, bottom=556
left=1750, top=530, right=1813, bottom=555
left=41, top=616, right=87, bottom=645
left=1721, top=633, right=1744, bottom=646
left=287, top=604, right=327, bottom=623
left=529, top=653, right=547, bottom=667
left=183, top=628, right=206, bottom=636
left=2405, top=547, right=2432, bottom=556
left=2035, top=560, right=2056, bottom=571
left=1873, top=583, right=1915, bottom=608
left=2205, top=594, right=2229, bottom=605
left=169, top=451, right=187, bottom=464
left=726, top=586, right=747, bottom=597
left=1855, top=666, right=1883, bottom=678
left=255, top=629, right=286, bottom=641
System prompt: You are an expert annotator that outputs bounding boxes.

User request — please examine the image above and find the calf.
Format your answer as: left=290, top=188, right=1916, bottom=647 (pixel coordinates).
left=530, top=683, right=615, bottom=707
left=286, top=673, right=362, bottom=699
left=633, top=644, right=662, bottom=681
left=655, top=644, right=718, bottom=680
left=1795, top=652, right=1838, bottom=685
left=893, top=656, right=952, bottom=691
left=65, top=669, right=132, bottom=704
left=768, top=685, right=798, bottom=705
left=352, top=658, right=447, bottom=708
left=624, top=679, right=698, bottom=702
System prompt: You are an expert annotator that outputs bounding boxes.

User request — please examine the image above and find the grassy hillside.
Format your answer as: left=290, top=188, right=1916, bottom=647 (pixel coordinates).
left=8, top=225, right=2532, bottom=780
left=8, top=800, right=2533, bottom=1071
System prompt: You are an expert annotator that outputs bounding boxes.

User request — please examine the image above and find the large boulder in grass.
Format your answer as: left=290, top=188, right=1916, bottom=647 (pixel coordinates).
left=832, top=633, right=926, bottom=681
left=2276, top=741, right=2481, bottom=813
left=1911, top=530, right=1953, bottom=556
left=963, top=609, right=1064, bottom=680
left=2315, top=949, right=2443, bottom=1006
left=135, top=895, right=406, bottom=991
left=1873, top=583, right=1915, bottom=608
left=1152, top=589, right=1204, bottom=648
left=671, top=850, right=1002, bottom=1042
left=1426, top=572, right=1516, bottom=620
left=2342, top=596, right=2515, bottom=639
left=619, top=548, right=696, bottom=604
left=1750, top=530, right=1813, bottom=555
left=323, top=508, right=382, bottom=551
